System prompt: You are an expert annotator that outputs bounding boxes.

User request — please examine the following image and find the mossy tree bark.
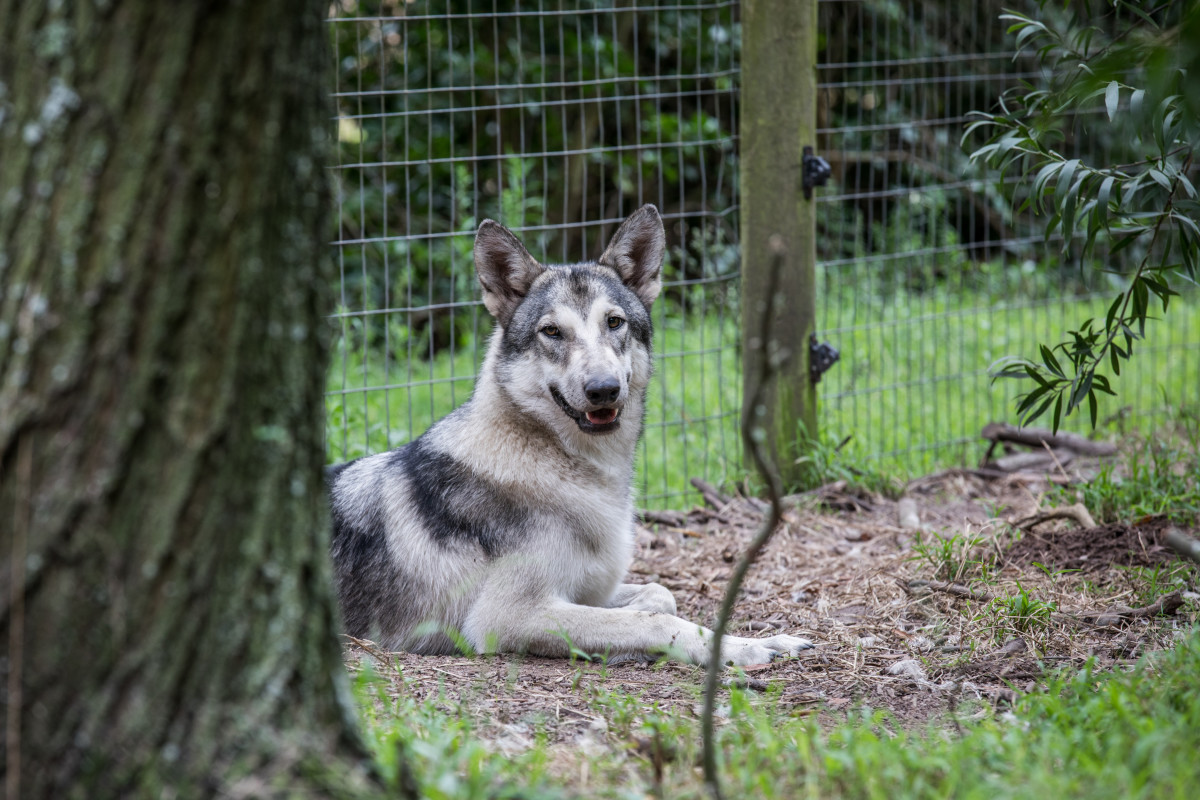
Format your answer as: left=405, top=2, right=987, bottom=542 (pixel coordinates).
left=0, top=1, right=379, bottom=796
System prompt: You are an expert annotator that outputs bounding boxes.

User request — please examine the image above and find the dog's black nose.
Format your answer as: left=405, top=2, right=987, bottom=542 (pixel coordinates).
left=584, top=377, right=621, bottom=405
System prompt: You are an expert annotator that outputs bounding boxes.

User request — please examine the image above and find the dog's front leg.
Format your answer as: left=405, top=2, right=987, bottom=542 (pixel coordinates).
left=605, top=582, right=677, bottom=615
left=466, top=598, right=811, bottom=667
left=469, top=598, right=711, bottom=663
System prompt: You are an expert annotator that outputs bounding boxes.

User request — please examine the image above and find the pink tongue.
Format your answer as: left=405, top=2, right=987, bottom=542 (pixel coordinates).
left=586, top=408, right=617, bottom=424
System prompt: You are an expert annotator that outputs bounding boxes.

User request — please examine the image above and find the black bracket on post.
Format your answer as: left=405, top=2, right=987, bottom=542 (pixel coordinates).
left=809, top=333, right=840, bottom=384
left=802, top=145, right=832, bottom=199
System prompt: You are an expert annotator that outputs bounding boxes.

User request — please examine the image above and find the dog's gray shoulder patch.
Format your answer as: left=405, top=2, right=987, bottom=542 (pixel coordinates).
left=326, top=450, right=416, bottom=639
left=404, top=436, right=530, bottom=557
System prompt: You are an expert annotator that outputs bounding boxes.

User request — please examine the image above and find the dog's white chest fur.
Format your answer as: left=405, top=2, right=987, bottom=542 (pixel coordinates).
left=431, top=405, right=637, bottom=607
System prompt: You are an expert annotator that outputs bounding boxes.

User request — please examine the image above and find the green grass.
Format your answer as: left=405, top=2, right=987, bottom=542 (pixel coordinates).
left=351, top=628, right=1200, bottom=799
left=1049, top=416, right=1200, bottom=525
left=326, top=288, right=1200, bottom=506
left=818, top=286, right=1200, bottom=478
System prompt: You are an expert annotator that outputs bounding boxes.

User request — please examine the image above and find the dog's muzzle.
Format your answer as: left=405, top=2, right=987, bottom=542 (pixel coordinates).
left=549, top=385, right=621, bottom=434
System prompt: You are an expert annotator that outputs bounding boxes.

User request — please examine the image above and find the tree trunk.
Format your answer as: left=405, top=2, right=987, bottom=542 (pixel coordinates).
left=740, top=0, right=820, bottom=488
left=0, top=2, right=377, bottom=796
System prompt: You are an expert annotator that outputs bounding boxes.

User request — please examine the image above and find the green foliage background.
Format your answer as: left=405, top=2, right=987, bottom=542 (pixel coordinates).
left=327, top=0, right=1200, bottom=501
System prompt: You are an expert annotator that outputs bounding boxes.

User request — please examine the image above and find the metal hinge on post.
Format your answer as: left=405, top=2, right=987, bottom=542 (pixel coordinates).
left=803, top=144, right=836, bottom=384
left=802, top=145, right=831, bottom=199
left=809, top=333, right=839, bottom=384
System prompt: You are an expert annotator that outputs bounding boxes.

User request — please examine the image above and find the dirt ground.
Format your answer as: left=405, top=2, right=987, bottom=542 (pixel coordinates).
left=344, top=466, right=1200, bottom=754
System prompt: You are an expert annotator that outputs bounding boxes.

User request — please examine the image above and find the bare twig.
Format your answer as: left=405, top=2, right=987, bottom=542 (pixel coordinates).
left=1041, top=441, right=1073, bottom=483
left=701, top=238, right=788, bottom=800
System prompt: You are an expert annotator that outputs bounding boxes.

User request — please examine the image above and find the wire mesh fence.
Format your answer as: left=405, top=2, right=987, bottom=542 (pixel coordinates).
left=327, top=0, right=1199, bottom=506
left=814, top=0, right=1199, bottom=476
left=328, top=0, right=742, bottom=508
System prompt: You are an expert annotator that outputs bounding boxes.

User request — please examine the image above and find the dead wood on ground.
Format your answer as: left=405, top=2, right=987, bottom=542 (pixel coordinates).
left=980, top=422, right=1119, bottom=475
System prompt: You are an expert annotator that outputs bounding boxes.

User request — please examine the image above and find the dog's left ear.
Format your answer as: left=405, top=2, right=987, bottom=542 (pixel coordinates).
left=598, top=204, right=665, bottom=309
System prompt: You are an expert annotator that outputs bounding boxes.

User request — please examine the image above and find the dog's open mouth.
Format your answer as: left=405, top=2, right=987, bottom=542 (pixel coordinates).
left=550, top=386, right=621, bottom=433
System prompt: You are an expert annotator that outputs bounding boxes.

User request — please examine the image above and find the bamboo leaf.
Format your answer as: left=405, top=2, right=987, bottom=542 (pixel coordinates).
left=1132, top=279, right=1149, bottom=323
left=1040, top=344, right=1065, bottom=377
left=1056, top=159, right=1079, bottom=204
left=1104, top=293, right=1123, bottom=332
left=1024, top=364, right=1051, bottom=388
left=1173, top=211, right=1200, bottom=239
left=1017, top=384, right=1052, bottom=415
left=1149, top=169, right=1172, bottom=192
left=1111, top=231, right=1145, bottom=254
left=1092, top=374, right=1116, bottom=395
left=1122, top=2, right=1161, bottom=28
left=1105, top=81, right=1119, bottom=121
left=1097, top=176, right=1114, bottom=230
left=1130, top=88, right=1145, bottom=118
left=1177, top=173, right=1197, bottom=199
left=1069, top=372, right=1093, bottom=414
left=1023, top=393, right=1057, bottom=427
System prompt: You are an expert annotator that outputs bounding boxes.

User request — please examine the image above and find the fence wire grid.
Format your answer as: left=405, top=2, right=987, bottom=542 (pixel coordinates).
left=328, top=0, right=1199, bottom=508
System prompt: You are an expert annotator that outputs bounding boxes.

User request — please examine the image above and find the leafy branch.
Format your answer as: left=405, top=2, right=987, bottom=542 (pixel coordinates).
left=966, top=0, right=1200, bottom=431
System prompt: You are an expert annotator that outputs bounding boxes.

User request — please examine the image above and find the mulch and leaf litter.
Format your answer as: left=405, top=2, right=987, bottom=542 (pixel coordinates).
left=344, top=463, right=1200, bottom=757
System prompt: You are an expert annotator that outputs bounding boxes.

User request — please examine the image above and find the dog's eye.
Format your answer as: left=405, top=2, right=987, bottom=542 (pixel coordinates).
left=607, top=315, right=624, bottom=330
left=540, top=324, right=561, bottom=339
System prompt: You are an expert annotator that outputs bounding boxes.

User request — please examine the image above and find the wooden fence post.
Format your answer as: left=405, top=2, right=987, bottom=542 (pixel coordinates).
left=740, top=0, right=819, bottom=488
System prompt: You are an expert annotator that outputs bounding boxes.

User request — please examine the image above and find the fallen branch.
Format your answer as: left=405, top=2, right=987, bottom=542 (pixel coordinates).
left=1013, top=503, right=1097, bottom=532
left=1076, top=591, right=1184, bottom=626
left=782, top=480, right=876, bottom=513
left=906, top=466, right=1063, bottom=487
left=640, top=509, right=687, bottom=528
left=991, top=449, right=1075, bottom=473
left=780, top=480, right=845, bottom=506
left=691, top=477, right=733, bottom=511
left=1165, top=528, right=1200, bottom=565
left=904, top=579, right=994, bottom=604
left=981, top=422, right=1119, bottom=457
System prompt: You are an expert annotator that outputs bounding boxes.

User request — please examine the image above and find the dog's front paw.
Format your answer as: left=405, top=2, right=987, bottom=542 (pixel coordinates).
left=718, top=634, right=814, bottom=667
left=759, top=634, right=814, bottom=657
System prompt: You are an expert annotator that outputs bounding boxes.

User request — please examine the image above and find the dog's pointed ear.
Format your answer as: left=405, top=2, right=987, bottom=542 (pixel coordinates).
left=474, top=220, right=545, bottom=326
left=598, top=204, right=665, bottom=309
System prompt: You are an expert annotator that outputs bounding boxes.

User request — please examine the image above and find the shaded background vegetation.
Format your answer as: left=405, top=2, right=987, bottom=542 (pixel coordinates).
left=327, top=0, right=1199, bottom=503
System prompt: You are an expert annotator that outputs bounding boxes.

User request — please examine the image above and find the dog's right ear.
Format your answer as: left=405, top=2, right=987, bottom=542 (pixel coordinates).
left=474, top=220, right=546, bottom=326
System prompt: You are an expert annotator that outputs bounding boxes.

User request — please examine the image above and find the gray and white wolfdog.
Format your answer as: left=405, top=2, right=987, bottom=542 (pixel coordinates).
left=326, top=205, right=813, bottom=666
